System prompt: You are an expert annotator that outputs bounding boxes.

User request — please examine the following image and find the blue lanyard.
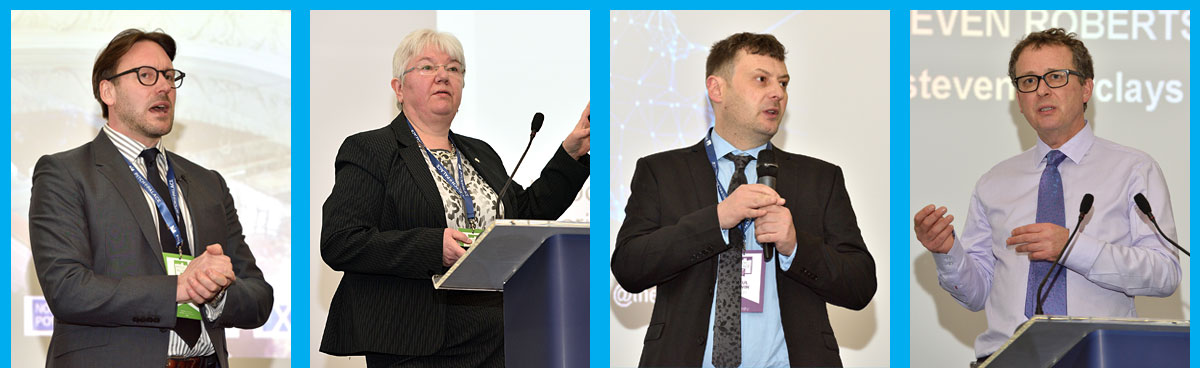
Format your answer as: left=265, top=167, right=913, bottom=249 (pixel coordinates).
left=407, top=122, right=476, bottom=221
left=121, top=153, right=184, bottom=254
left=704, top=128, right=769, bottom=234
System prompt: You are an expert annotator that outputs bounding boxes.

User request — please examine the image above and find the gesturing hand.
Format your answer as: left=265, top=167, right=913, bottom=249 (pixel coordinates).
left=562, top=103, right=591, bottom=160
left=1007, top=223, right=1069, bottom=261
left=914, top=204, right=955, bottom=254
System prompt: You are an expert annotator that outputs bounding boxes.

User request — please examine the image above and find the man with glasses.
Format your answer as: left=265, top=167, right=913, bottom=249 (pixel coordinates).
left=914, top=28, right=1181, bottom=363
left=29, top=28, right=273, bottom=367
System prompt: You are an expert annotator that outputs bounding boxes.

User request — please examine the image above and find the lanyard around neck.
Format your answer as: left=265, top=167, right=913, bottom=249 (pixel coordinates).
left=121, top=153, right=184, bottom=254
left=408, top=122, right=476, bottom=221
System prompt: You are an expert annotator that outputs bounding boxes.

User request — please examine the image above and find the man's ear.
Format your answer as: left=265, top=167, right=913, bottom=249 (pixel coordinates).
left=100, top=79, right=116, bottom=106
left=706, top=75, right=724, bottom=104
left=1081, top=77, right=1094, bottom=105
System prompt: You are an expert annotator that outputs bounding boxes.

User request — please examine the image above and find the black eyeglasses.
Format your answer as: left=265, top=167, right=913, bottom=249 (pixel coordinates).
left=1012, top=69, right=1084, bottom=93
left=105, top=66, right=186, bottom=89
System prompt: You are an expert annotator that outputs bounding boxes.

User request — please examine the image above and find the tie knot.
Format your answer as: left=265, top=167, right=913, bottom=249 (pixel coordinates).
left=724, top=153, right=754, bottom=170
left=1045, top=150, right=1067, bottom=168
left=139, top=147, right=161, bottom=164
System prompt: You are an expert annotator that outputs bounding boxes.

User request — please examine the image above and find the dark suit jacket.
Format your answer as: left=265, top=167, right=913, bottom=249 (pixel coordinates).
left=319, top=112, right=589, bottom=356
left=611, top=140, right=876, bottom=367
left=29, top=131, right=274, bottom=368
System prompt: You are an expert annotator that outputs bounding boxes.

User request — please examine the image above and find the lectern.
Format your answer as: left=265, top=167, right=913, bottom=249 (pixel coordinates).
left=979, top=316, right=1188, bottom=368
left=433, top=220, right=590, bottom=368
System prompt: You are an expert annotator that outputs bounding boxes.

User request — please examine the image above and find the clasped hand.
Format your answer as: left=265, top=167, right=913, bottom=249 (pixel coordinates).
left=175, top=244, right=236, bottom=304
left=717, top=184, right=797, bottom=256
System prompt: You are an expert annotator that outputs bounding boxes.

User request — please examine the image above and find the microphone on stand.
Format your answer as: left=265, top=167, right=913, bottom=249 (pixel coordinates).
left=1036, top=193, right=1093, bottom=315
left=1134, top=193, right=1189, bottom=256
left=495, top=112, right=544, bottom=220
left=756, top=150, right=779, bottom=262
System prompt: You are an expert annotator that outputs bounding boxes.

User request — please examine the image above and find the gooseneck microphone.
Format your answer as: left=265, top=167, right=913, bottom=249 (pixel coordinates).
left=495, top=112, right=544, bottom=220
left=1134, top=193, right=1190, bottom=256
left=756, top=150, right=779, bottom=262
left=1035, top=193, right=1093, bottom=315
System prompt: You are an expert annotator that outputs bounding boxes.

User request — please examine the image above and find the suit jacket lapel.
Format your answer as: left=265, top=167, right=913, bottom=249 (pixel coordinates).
left=772, top=147, right=798, bottom=201
left=91, top=131, right=162, bottom=260
left=686, top=139, right=719, bottom=207
left=389, top=113, right=447, bottom=222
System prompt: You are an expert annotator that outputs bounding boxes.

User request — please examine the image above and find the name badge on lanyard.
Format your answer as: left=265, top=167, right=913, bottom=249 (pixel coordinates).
left=408, top=122, right=477, bottom=228
left=163, top=253, right=202, bottom=320
left=742, top=250, right=766, bottom=313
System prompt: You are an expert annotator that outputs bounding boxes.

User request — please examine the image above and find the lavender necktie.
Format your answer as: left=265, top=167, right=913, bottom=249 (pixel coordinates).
left=713, top=153, right=752, bottom=367
left=1026, top=149, right=1068, bottom=317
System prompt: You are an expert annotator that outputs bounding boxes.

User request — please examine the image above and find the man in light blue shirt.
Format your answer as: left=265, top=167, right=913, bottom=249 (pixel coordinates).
left=614, top=32, right=876, bottom=368
left=914, top=28, right=1182, bottom=361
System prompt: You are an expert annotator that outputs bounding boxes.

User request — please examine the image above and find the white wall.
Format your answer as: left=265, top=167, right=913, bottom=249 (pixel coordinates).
left=308, top=10, right=590, bottom=367
left=10, top=10, right=293, bottom=367
left=909, top=10, right=1190, bottom=367
left=609, top=10, right=891, bottom=368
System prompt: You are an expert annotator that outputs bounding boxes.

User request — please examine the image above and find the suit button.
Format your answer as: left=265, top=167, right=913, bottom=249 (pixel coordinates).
left=696, top=336, right=705, bottom=346
left=160, top=328, right=168, bottom=333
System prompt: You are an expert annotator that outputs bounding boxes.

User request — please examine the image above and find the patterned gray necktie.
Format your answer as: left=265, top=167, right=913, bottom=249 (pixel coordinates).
left=713, top=153, right=752, bottom=367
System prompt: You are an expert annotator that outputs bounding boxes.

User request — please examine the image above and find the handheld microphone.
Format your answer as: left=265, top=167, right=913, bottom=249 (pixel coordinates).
left=1133, top=193, right=1189, bottom=256
left=1035, top=193, right=1093, bottom=315
left=495, top=113, right=544, bottom=219
left=756, top=150, right=779, bottom=262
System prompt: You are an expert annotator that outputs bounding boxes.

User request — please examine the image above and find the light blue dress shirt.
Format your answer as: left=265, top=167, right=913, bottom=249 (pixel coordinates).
left=934, top=123, right=1182, bottom=357
left=701, top=130, right=794, bottom=368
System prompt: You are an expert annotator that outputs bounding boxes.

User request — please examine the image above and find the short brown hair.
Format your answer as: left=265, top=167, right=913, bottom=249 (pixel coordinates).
left=91, top=29, right=176, bottom=119
left=1008, top=28, right=1093, bottom=81
left=706, top=32, right=786, bottom=80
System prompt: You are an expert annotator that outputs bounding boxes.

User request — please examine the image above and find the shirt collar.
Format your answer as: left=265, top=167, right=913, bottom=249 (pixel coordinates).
left=710, top=128, right=769, bottom=161
left=102, top=123, right=166, bottom=164
left=1033, top=121, right=1094, bottom=167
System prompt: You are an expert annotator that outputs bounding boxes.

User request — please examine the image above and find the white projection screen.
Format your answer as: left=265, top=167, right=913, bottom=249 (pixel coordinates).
left=909, top=10, right=1190, bottom=367
left=308, top=10, right=590, bottom=367
left=609, top=10, right=891, bottom=367
left=10, top=10, right=293, bottom=367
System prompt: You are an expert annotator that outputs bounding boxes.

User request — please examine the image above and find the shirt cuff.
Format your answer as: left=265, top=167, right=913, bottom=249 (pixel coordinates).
left=203, top=289, right=228, bottom=322
left=777, top=244, right=796, bottom=271
left=1061, top=232, right=1104, bottom=276
left=933, top=235, right=967, bottom=278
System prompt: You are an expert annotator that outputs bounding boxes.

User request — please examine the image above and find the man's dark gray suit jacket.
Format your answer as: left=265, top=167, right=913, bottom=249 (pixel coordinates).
left=29, top=131, right=274, bottom=367
left=612, top=140, right=876, bottom=367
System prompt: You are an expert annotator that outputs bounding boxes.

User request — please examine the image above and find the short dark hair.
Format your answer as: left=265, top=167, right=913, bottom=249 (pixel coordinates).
left=706, top=32, right=786, bottom=80
left=1008, top=28, right=1093, bottom=81
left=91, top=29, right=176, bottom=119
